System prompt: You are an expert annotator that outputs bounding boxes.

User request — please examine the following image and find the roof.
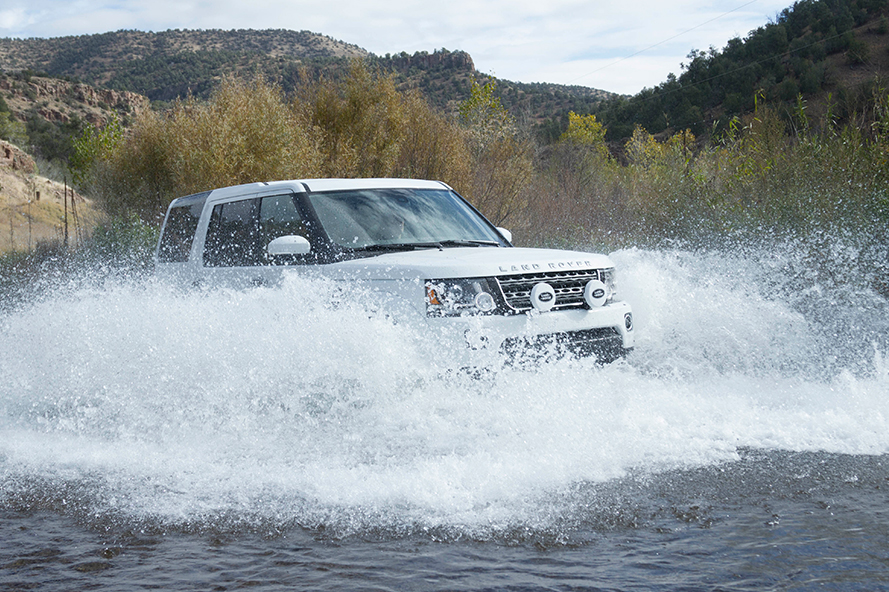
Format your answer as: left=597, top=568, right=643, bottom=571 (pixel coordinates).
left=169, top=178, right=454, bottom=208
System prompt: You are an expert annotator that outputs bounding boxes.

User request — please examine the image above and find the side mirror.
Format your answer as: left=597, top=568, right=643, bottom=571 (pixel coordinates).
left=496, top=227, right=513, bottom=243
left=267, top=235, right=311, bottom=256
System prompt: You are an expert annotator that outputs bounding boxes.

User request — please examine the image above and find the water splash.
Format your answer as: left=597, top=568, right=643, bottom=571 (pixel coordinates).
left=1, top=243, right=887, bottom=536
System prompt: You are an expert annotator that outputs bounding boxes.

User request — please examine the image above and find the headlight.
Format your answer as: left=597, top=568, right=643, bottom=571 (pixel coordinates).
left=426, top=278, right=500, bottom=316
left=601, top=268, right=616, bottom=301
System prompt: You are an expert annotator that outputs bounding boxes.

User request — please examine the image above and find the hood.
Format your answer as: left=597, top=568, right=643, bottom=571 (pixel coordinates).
left=324, top=246, right=614, bottom=280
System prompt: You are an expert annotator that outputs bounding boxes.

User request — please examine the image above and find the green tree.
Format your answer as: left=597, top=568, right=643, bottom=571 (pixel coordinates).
left=560, top=111, right=609, bottom=159
left=458, top=79, right=515, bottom=147
left=70, top=116, right=123, bottom=187
left=0, top=111, right=28, bottom=147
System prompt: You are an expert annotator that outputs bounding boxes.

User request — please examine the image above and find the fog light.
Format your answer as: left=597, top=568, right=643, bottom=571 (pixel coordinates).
left=625, top=313, right=633, bottom=331
left=475, top=292, right=496, bottom=312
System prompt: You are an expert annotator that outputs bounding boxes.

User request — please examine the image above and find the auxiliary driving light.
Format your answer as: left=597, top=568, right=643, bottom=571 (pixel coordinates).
left=530, top=282, right=556, bottom=312
left=584, top=279, right=608, bottom=308
left=474, top=291, right=496, bottom=312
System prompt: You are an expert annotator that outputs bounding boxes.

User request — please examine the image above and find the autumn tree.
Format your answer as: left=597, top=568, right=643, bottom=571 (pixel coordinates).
left=458, top=79, right=533, bottom=226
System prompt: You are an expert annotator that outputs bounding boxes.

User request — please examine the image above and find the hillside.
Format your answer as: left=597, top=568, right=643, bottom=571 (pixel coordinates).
left=0, top=69, right=150, bottom=164
left=0, top=29, right=369, bottom=72
left=594, top=0, right=889, bottom=139
left=373, top=49, right=615, bottom=120
left=0, top=71, right=149, bottom=127
left=0, top=140, right=101, bottom=253
left=0, top=29, right=369, bottom=102
left=0, top=29, right=615, bottom=120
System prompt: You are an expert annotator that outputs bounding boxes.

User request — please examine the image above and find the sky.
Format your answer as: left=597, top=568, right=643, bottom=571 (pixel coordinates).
left=0, top=0, right=793, bottom=95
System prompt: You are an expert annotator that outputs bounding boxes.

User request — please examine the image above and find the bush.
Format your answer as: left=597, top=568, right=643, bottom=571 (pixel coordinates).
left=89, top=64, right=482, bottom=221
left=0, top=111, right=28, bottom=147
left=847, top=37, right=871, bottom=64
left=296, top=62, right=471, bottom=187
left=81, top=214, right=159, bottom=271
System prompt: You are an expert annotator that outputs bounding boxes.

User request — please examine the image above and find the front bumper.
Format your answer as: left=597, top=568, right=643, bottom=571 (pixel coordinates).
left=426, top=299, right=634, bottom=364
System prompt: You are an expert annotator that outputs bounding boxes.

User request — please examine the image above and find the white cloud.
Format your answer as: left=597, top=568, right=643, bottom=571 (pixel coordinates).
left=0, top=0, right=792, bottom=94
left=0, top=8, right=31, bottom=30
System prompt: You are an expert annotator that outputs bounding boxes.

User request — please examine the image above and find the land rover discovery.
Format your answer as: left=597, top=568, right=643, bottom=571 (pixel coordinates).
left=155, top=178, right=634, bottom=363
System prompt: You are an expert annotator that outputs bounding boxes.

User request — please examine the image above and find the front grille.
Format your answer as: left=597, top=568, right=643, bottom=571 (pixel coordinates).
left=500, top=327, right=624, bottom=363
left=495, top=269, right=603, bottom=311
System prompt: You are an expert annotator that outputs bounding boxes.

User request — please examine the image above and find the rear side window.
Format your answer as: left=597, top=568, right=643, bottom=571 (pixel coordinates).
left=157, top=193, right=208, bottom=263
left=203, top=198, right=261, bottom=267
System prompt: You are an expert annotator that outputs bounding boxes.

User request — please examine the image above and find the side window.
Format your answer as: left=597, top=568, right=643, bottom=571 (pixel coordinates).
left=203, top=198, right=261, bottom=267
left=157, top=196, right=207, bottom=263
left=259, top=194, right=311, bottom=265
left=260, top=195, right=308, bottom=243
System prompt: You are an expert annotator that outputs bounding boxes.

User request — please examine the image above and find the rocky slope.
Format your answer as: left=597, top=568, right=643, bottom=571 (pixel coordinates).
left=1, top=73, right=150, bottom=127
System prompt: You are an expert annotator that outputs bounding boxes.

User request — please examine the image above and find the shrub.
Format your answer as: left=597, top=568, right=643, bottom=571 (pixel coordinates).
left=80, top=214, right=159, bottom=271
left=88, top=64, right=479, bottom=221
left=92, top=75, right=321, bottom=220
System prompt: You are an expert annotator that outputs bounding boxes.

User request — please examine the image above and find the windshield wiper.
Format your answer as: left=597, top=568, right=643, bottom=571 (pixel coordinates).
left=350, top=240, right=499, bottom=253
left=349, top=242, right=445, bottom=253
left=436, top=239, right=500, bottom=247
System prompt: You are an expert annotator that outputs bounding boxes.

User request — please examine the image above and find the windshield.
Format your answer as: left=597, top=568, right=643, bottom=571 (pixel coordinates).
left=306, top=188, right=505, bottom=250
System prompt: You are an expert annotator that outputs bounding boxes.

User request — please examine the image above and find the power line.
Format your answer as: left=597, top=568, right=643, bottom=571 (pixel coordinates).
left=569, top=0, right=763, bottom=86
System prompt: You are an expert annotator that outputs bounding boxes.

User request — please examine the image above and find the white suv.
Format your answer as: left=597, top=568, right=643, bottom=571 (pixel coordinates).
left=155, top=178, right=634, bottom=363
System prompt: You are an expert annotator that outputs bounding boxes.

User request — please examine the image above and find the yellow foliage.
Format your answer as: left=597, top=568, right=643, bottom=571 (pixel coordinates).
left=169, top=76, right=320, bottom=193
left=626, top=125, right=695, bottom=169
left=625, top=125, right=662, bottom=167
left=560, top=112, right=609, bottom=158
left=91, top=63, right=497, bottom=222
left=96, top=75, right=321, bottom=219
left=297, top=62, right=409, bottom=178
left=396, top=91, right=472, bottom=188
left=666, top=129, right=696, bottom=156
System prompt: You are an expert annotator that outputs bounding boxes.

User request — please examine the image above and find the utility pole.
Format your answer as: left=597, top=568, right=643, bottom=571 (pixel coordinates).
left=1, top=180, right=11, bottom=252
left=64, top=176, right=69, bottom=249
left=70, top=185, right=80, bottom=248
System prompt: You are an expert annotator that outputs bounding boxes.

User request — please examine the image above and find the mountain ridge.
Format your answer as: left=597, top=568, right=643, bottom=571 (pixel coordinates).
left=0, top=29, right=615, bottom=114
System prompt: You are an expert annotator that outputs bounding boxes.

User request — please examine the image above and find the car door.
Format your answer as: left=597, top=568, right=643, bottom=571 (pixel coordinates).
left=200, top=191, right=317, bottom=288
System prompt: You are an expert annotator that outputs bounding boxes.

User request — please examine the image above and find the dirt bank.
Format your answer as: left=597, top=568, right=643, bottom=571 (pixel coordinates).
left=0, top=140, right=102, bottom=253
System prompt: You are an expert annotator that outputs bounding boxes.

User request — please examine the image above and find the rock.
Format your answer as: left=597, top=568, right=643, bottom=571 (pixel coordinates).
left=0, top=140, right=36, bottom=174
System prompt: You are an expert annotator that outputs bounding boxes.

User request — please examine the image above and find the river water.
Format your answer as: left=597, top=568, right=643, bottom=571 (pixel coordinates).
left=1, top=242, right=888, bottom=591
